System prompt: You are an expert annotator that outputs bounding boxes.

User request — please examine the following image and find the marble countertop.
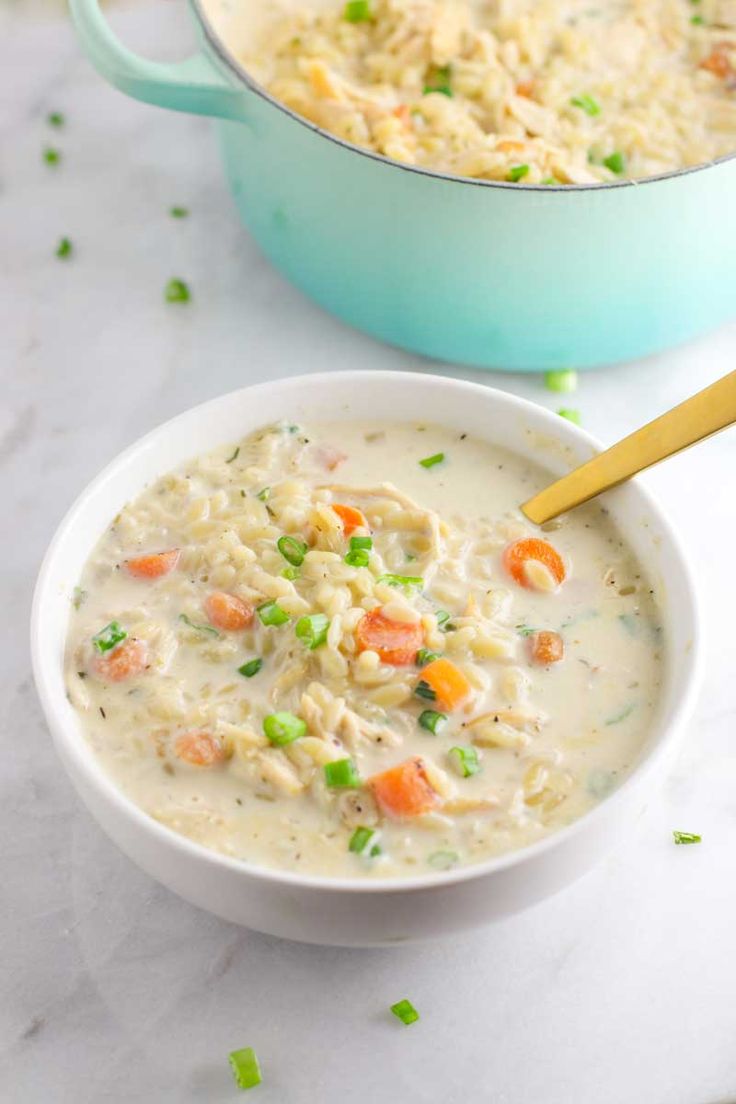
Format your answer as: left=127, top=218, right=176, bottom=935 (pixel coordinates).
left=3, top=3, right=736, bottom=1101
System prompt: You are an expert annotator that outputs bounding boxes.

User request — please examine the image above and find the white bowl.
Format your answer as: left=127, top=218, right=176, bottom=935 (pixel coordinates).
left=31, top=372, right=701, bottom=946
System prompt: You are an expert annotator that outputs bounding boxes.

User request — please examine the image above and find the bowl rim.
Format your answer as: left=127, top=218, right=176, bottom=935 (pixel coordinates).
left=189, top=0, right=736, bottom=194
left=31, top=370, right=703, bottom=896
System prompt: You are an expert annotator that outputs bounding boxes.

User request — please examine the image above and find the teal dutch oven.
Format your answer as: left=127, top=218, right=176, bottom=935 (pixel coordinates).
left=71, top=0, right=736, bottom=370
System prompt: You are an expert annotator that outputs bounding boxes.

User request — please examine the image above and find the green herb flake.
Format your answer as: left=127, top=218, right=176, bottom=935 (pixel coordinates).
left=419, top=452, right=445, bottom=469
left=349, top=826, right=381, bottom=856
left=224, top=446, right=239, bottom=464
left=350, top=535, right=373, bottom=550
left=508, top=164, right=530, bottom=182
left=324, top=757, right=361, bottom=788
left=169, top=206, right=189, bottom=218
left=164, top=278, right=190, bottom=303
left=570, top=93, right=601, bottom=117
left=377, top=573, right=424, bottom=590
left=603, top=151, right=626, bottom=175
left=423, top=64, right=452, bottom=97
left=238, top=658, right=263, bottom=678
left=277, top=534, right=308, bottom=567
left=673, top=830, right=701, bottom=845
left=544, top=369, right=577, bottom=393
left=256, top=487, right=271, bottom=502
left=419, top=709, right=447, bottom=735
left=390, top=999, right=419, bottom=1026
left=435, top=609, right=456, bottom=632
left=263, top=711, right=306, bottom=746
left=541, top=177, right=558, bottom=185
left=428, top=849, right=459, bottom=871
left=415, top=680, right=437, bottom=702
left=605, top=702, right=636, bottom=726
left=587, top=768, right=615, bottom=798
left=448, top=745, right=481, bottom=778
left=515, top=624, right=537, bottom=637
left=228, top=1046, right=262, bottom=1090
left=690, top=14, right=704, bottom=23
left=179, top=612, right=221, bottom=637
left=256, top=600, right=290, bottom=627
left=281, top=565, right=300, bottom=580
left=344, top=0, right=371, bottom=20
left=295, top=613, right=330, bottom=650
left=557, top=407, right=581, bottom=425
left=55, top=236, right=72, bottom=260
left=43, top=147, right=61, bottom=166
left=345, top=547, right=370, bottom=568
left=92, top=621, right=127, bottom=653
left=47, top=111, right=65, bottom=127
left=72, top=586, right=87, bottom=610
left=416, top=648, right=439, bottom=667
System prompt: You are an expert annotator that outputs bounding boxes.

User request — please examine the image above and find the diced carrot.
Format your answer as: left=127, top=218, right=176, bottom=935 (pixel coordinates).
left=528, top=630, right=564, bottom=666
left=92, top=639, right=148, bottom=683
left=419, top=657, right=472, bottom=710
left=355, top=607, right=424, bottom=666
left=332, top=503, right=370, bottom=537
left=497, top=139, right=526, bottom=153
left=369, top=757, right=439, bottom=818
left=516, top=80, right=535, bottom=98
left=503, top=537, right=566, bottom=590
left=124, top=549, right=180, bottom=579
left=700, top=43, right=732, bottom=79
left=204, top=592, right=253, bottom=632
left=393, top=103, right=411, bottom=124
left=174, top=731, right=227, bottom=767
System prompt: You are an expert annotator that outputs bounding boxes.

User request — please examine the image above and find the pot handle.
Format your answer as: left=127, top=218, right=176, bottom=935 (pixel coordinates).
left=69, top=0, right=248, bottom=121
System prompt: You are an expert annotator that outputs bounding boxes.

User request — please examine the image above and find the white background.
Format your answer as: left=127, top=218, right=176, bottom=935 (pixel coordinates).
left=2, top=3, right=736, bottom=1101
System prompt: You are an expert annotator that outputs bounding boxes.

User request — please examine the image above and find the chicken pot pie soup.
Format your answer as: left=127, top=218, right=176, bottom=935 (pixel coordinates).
left=66, top=421, right=663, bottom=879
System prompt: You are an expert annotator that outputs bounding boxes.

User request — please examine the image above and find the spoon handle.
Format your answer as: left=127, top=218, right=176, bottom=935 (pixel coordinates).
left=521, top=369, right=736, bottom=525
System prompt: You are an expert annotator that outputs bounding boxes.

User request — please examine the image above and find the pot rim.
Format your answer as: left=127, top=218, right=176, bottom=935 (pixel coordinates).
left=32, top=370, right=703, bottom=897
left=190, top=0, right=736, bottom=193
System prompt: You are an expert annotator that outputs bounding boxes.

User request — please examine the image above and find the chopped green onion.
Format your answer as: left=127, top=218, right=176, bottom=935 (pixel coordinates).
left=570, top=93, right=601, bottom=117
left=390, top=999, right=419, bottom=1026
left=515, top=624, right=537, bottom=636
left=56, top=236, right=72, bottom=259
left=419, top=452, right=445, bottom=469
left=263, top=711, right=306, bottom=746
left=448, top=745, right=480, bottom=778
left=377, top=573, right=424, bottom=589
left=544, top=369, right=577, bottom=393
left=256, top=487, right=270, bottom=502
left=43, top=147, right=60, bottom=166
left=508, top=164, right=530, bottom=182
left=587, top=768, right=615, bottom=798
left=557, top=408, right=581, bottom=425
left=349, top=826, right=381, bottom=856
left=673, top=830, right=701, bottom=845
left=179, top=612, right=221, bottom=637
left=416, top=648, right=439, bottom=667
left=72, top=586, right=87, bottom=610
left=256, top=600, right=290, bottom=627
left=238, top=658, right=263, bottom=678
left=415, top=680, right=437, bottom=702
left=165, top=278, right=190, bottom=303
left=324, top=757, right=361, bottom=788
left=419, top=709, right=447, bottom=734
left=345, top=547, right=370, bottom=567
left=423, top=65, right=452, bottom=97
left=690, top=13, right=704, bottom=22
left=435, top=609, right=455, bottom=632
left=47, top=111, right=64, bottom=127
left=228, top=1047, right=262, bottom=1090
left=605, top=702, right=636, bottom=726
left=170, top=205, right=189, bottom=218
left=428, top=850, right=459, bottom=871
left=225, top=446, right=240, bottom=463
left=603, top=151, right=626, bottom=175
left=541, top=177, right=557, bottom=185
left=295, top=613, right=330, bottom=649
left=350, top=535, right=373, bottom=550
left=281, top=565, right=300, bottom=581
left=277, top=534, right=308, bottom=567
left=344, top=0, right=371, bottom=20
left=92, top=621, right=127, bottom=653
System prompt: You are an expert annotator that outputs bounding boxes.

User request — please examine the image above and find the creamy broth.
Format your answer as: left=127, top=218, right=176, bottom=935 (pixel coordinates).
left=65, top=422, right=662, bottom=879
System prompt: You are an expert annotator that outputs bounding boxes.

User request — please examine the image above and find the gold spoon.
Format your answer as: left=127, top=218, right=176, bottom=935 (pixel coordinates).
left=521, top=369, right=736, bottom=525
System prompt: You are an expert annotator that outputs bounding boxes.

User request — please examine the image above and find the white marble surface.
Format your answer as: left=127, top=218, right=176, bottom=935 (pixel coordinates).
left=3, top=3, right=736, bottom=1101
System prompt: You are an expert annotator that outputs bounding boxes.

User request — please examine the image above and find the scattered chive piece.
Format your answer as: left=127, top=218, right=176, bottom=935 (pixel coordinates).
left=428, top=850, right=459, bottom=870
left=416, top=648, right=439, bottom=667
left=47, top=111, right=64, bottom=127
left=165, top=278, right=190, bottom=303
left=419, top=709, right=447, bottom=734
left=557, top=407, right=581, bottom=425
left=225, top=446, right=240, bottom=463
left=541, top=177, right=558, bottom=185
left=587, top=768, right=615, bottom=798
left=350, top=535, right=373, bottom=550
left=508, top=164, right=530, bottom=182
left=228, top=1047, right=262, bottom=1090
left=349, top=826, right=381, bottom=856
left=544, top=369, right=577, bottom=393
left=277, top=534, right=308, bottom=567
left=570, top=93, right=601, bottom=117
left=56, top=236, right=72, bottom=259
left=435, top=609, right=455, bottom=632
left=170, top=205, right=189, bottom=218
left=324, top=757, right=361, bottom=788
left=344, top=0, right=371, bottom=20
left=238, top=658, right=263, bottom=678
left=448, top=745, right=480, bottom=778
left=43, top=147, right=61, bottom=166
left=256, top=487, right=270, bottom=502
left=345, top=547, right=370, bottom=567
left=516, top=624, right=537, bottom=636
left=179, top=612, right=221, bottom=637
left=263, top=711, right=306, bottom=746
left=256, top=600, right=290, bottom=627
left=603, top=151, right=626, bottom=175
left=281, top=565, right=300, bottom=580
left=690, top=13, right=704, bottom=22
left=295, top=613, right=330, bottom=649
left=423, top=64, right=452, bottom=97
left=72, top=586, right=87, bottom=610
left=92, top=621, right=127, bottom=654
left=673, top=830, right=701, bottom=845
left=419, top=452, right=445, bottom=469
left=605, top=702, right=636, bottom=726
left=390, top=999, right=419, bottom=1026
left=415, top=680, right=437, bottom=702
left=377, top=573, right=424, bottom=589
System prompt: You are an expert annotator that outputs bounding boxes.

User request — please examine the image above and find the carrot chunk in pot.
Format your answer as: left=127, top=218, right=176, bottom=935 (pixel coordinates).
left=503, top=538, right=566, bottom=590
left=124, top=550, right=180, bottom=579
left=419, top=657, right=472, bottom=710
left=204, top=592, right=253, bottom=632
left=528, top=630, right=564, bottom=665
left=369, top=757, right=439, bottom=818
left=355, top=607, right=424, bottom=666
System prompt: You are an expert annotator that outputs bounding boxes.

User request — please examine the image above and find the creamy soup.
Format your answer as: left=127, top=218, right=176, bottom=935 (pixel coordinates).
left=65, top=422, right=662, bottom=879
left=205, top=0, right=736, bottom=183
